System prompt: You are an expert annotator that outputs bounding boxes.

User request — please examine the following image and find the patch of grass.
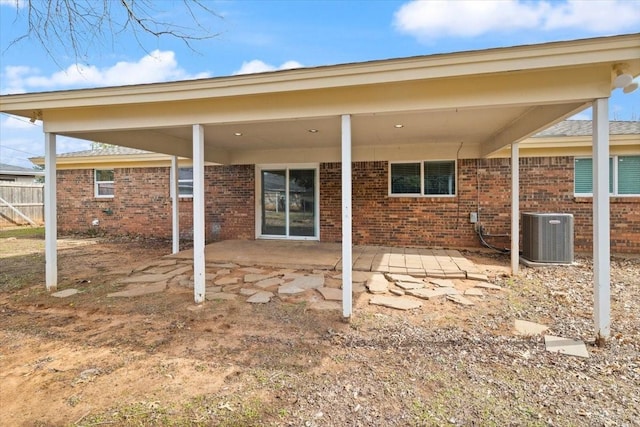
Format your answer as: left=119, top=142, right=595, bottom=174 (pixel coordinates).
left=0, top=226, right=44, bottom=239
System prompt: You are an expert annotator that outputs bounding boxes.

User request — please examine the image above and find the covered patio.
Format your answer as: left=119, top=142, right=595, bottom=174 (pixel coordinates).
left=170, top=240, right=486, bottom=279
left=1, top=33, right=639, bottom=343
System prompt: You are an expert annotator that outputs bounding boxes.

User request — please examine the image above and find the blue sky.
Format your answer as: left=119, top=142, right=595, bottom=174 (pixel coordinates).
left=1, top=0, right=639, bottom=168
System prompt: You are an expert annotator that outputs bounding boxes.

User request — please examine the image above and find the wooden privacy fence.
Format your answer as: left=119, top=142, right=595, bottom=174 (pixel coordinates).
left=0, top=182, right=44, bottom=227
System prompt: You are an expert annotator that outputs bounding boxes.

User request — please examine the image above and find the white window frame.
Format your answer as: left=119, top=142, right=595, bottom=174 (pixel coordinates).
left=388, top=160, right=457, bottom=197
left=94, top=169, right=114, bottom=198
left=574, top=155, right=640, bottom=197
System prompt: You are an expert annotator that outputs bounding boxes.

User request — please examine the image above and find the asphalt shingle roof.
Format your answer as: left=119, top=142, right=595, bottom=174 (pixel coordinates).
left=534, top=120, right=640, bottom=137
left=0, top=162, right=38, bottom=173
left=56, top=146, right=152, bottom=157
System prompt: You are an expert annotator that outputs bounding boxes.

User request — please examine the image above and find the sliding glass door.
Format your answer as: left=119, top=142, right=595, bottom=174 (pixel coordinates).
left=259, top=166, right=317, bottom=239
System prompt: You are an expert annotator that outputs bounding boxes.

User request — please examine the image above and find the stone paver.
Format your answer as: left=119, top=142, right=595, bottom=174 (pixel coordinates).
left=287, top=274, right=324, bottom=290
left=473, top=282, right=502, bottom=290
left=389, top=289, right=405, bottom=296
left=240, top=288, right=259, bottom=296
left=247, top=291, right=274, bottom=303
left=278, top=283, right=306, bottom=295
left=386, top=273, right=424, bottom=284
left=240, top=267, right=265, bottom=274
left=120, top=273, right=169, bottom=284
left=466, top=272, right=489, bottom=281
left=205, top=285, right=222, bottom=293
left=215, top=277, right=239, bottom=286
left=369, top=295, right=422, bottom=310
left=406, top=287, right=459, bottom=300
left=429, top=278, right=455, bottom=288
left=244, top=273, right=277, bottom=283
left=515, top=319, right=549, bottom=336
left=309, top=301, right=341, bottom=311
left=447, top=294, right=475, bottom=306
left=51, top=289, right=79, bottom=298
left=108, top=282, right=167, bottom=297
left=366, top=273, right=389, bottom=294
left=207, top=263, right=239, bottom=269
left=464, top=288, right=484, bottom=296
left=205, top=292, right=237, bottom=301
left=544, top=335, right=589, bottom=358
left=254, top=277, right=284, bottom=289
left=317, top=287, right=342, bottom=301
left=163, top=265, right=193, bottom=278
left=395, top=281, right=425, bottom=290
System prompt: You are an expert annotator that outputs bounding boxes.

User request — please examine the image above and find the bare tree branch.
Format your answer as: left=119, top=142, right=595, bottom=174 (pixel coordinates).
left=4, top=0, right=222, bottom=67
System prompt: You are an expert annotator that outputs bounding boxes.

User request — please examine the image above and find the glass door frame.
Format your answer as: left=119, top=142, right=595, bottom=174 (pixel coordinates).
left=255, top=164, right=320, bottom=241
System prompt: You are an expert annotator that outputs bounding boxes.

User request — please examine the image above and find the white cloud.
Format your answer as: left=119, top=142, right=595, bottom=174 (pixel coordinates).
left=394, top=0, right=640, bottom=41
left=1, top=115, right=38, bottom=129
left=0, top=0, right=26, bottom=8
left=234, top=59, right=303, bottom=75
left=1, top=50, right=210, bottom=94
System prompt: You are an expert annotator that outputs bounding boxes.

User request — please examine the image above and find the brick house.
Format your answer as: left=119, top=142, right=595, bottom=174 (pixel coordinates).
left=31, top=120, right=640, bottom=254
left=2, top=33, right=639, bottom=330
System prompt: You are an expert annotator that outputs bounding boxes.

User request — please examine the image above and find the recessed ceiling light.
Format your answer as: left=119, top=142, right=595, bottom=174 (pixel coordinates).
left=234, top=132, right=243, bottom=136
left=308, top=129, right=319, bottom=133
left=394, top=124, right=404, bottom=128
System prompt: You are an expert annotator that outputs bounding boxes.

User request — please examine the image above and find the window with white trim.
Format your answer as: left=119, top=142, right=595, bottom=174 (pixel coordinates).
left=95, top=169, right=114, bottom=198
left=390, top=160, right=456, bottom=196
left=574, top=155, right=640, bottom=196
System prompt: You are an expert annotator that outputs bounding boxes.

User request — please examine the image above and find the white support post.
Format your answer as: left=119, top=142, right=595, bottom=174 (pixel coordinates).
left=192, top=125, right=206, bottom=304
left=171, top=156, right=180, bottom=254
left=511, top=142, right=519, bottom=275
left=593, top=98, right=610, bottom=346
left=44, top=133, right=57, bottom=291
left=341, top=114, right=353, bottom=319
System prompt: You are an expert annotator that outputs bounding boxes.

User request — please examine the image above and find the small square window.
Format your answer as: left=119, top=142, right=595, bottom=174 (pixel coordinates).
left=95, top=169, right=114, bottom=198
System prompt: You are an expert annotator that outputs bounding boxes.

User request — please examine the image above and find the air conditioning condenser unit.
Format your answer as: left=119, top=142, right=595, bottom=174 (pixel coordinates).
left=521, top=213, right=574, bottom=264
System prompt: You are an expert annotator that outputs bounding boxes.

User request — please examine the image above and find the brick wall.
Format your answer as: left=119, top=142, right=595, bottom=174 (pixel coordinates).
left=56, top=165, right=254, bottom=241
left=318, top=158, right=640, bottom=253
left=57, top=158, right=639, bottom=253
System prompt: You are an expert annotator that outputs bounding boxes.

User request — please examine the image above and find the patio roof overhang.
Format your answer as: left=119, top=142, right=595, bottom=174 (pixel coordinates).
left=2, top=34, right=639, bottom=163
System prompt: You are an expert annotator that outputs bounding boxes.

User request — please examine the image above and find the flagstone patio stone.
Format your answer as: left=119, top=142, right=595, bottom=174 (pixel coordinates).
left=369, top=295, right=422, bottom=310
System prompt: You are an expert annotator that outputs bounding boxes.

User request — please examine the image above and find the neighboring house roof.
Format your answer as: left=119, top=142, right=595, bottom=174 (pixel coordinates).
left=57, top=146, right=151, bottom=157
left=534, top=120, right=640, bottom=137
left=0, top=162, right=43, bottom=176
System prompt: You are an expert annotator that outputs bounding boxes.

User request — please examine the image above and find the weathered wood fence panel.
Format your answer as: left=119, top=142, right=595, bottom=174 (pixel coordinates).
left=0, top=183, right=44, bottom=227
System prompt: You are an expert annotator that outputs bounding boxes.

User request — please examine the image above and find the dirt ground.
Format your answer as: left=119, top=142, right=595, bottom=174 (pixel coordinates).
left=1, top=229, right=638, bottom=426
